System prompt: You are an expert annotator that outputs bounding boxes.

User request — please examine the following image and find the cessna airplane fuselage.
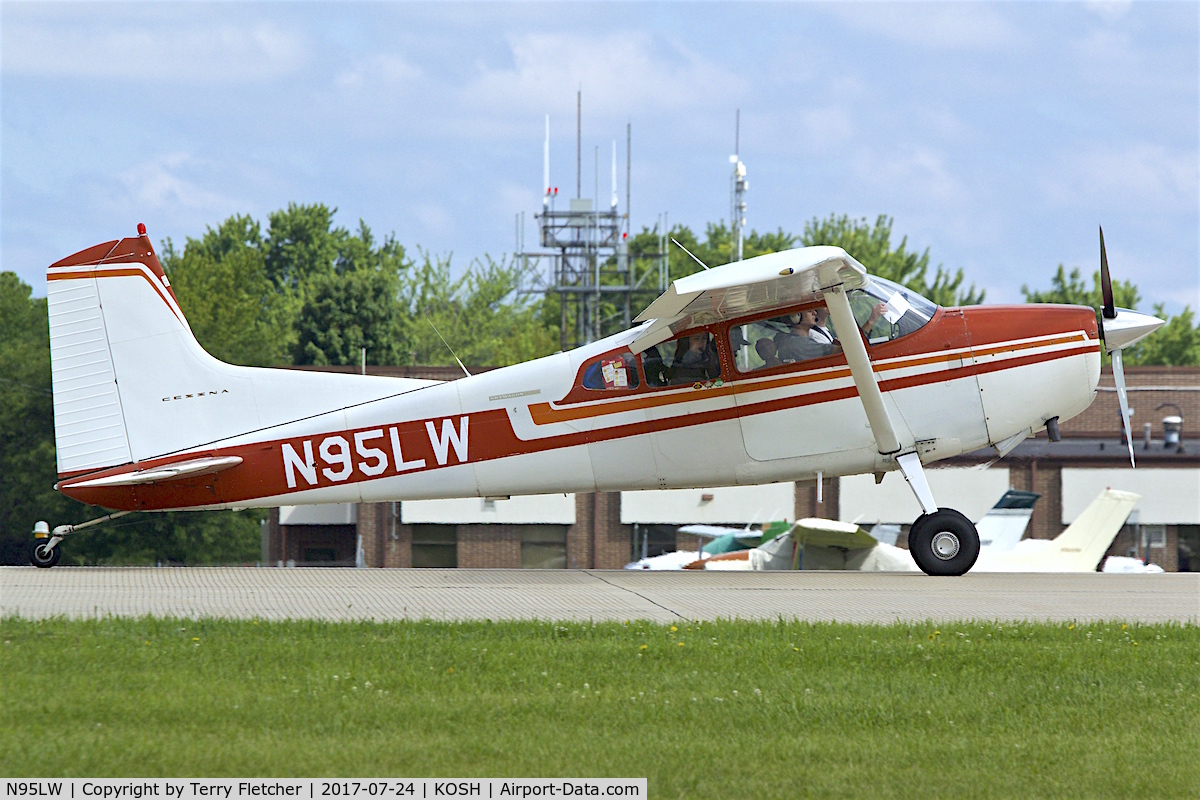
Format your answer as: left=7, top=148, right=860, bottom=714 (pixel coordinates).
left=37, top=226, right=1162, bottom=574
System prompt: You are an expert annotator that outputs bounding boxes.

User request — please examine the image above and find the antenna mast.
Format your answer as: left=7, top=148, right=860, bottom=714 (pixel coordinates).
left=730, top=109, right=748, bottom=262
left=516, top=99, right=666, bottom=350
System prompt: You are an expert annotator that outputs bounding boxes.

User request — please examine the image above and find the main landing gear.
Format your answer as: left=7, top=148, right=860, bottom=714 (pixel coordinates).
left=896, top=452, right=980, bottom=576
left=908, top=509, right=980, bottom=576
left=28, top=511, right=131, bottom=568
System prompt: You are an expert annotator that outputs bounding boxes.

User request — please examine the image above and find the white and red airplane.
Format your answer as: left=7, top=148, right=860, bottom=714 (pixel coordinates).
left=31, top=225, right=1163, bottom=575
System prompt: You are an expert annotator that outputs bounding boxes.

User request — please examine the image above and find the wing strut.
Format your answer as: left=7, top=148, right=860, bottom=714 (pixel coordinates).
left=822, top=282, right=938, bottom=515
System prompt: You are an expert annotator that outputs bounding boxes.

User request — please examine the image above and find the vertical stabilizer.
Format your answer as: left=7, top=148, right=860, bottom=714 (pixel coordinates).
left=1045, top=489, right=1140, bottom=570
left=975, top=489, right=1040, bottom=551
left=46, top=225, right=440, bottom=481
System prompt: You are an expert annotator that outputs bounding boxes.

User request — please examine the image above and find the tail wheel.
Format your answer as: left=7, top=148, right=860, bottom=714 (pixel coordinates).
left=909, top=509, right=979, bottom=576
left=30, top=541, right=61, bottom=569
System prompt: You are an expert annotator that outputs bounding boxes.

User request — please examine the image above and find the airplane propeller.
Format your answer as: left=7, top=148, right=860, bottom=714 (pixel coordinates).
left=1096, top=226, right=1165, bottom=466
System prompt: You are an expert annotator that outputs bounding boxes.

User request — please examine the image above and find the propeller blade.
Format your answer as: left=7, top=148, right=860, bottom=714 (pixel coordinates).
left=1111, top=348, right=1135, bottom=467
left=1099, top=226, right=1116, bottom=320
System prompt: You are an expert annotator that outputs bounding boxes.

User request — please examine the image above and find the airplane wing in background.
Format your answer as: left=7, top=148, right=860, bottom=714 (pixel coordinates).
left=677, top=524, right=763, bottom=542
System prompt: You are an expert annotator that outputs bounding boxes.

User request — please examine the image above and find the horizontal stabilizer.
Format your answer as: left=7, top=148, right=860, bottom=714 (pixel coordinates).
left=62, top=456, right=243, bottom=488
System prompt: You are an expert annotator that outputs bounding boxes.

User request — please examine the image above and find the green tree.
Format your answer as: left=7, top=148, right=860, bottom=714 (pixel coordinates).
left=1130, top=306, right=1200, bottom=366
left=0, top=273, right=87, bottom=564
left=295, top=265, right=405, bottom=366
left=162, top=236, right=295, bottom=366
left=65, top=510, right=263, bottom=566
left=402, top=251, right=558, bottom=367
left=1020, top=264, right=1139, bottom=309
left=801, top=214, right=984, bottom=306
left=291, top=221, right=413, bottom=366
left=264, top=203, right=345, bottom=292
left=1022, top=266, right=1199, bottom=366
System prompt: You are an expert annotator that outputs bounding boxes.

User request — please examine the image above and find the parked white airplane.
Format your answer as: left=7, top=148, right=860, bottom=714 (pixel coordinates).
left=625, top=522, right=778, bottom=570
left=33, top=225, right=1161, bottom=575
left=691, top=489, right=1140, bottom=572
left=647, top=489, right=1038, bottom=570
left=1100, top=556, right=1165, bottom=574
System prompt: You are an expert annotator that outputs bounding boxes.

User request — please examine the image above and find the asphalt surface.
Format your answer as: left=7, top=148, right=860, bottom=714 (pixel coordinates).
left=2, top=567, right=1197, bottom=623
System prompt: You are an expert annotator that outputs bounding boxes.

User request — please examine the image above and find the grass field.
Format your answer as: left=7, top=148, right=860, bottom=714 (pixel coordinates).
left=1, top=616, right=1197, bottom=798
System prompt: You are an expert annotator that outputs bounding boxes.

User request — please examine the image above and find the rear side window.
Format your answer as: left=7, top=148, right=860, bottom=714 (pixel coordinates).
left=581, top=352, right=640, bottom=390
left=640, top=332, right=722, bottom=388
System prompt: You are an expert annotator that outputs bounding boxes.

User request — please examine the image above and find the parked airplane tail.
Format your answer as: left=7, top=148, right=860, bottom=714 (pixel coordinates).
left=974, top=489, right=1040, bottom=550
left=1044, top=489, right=1141, bottom=571
left=46, top=226, right=435, bottom=479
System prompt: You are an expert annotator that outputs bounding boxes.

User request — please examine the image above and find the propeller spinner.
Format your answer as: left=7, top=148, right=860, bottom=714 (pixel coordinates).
left=1097, top=226, right=1165, bottom=466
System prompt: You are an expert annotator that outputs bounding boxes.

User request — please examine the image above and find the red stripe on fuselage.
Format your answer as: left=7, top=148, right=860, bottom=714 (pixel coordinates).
left=59, top=338, right=1097, bottom=511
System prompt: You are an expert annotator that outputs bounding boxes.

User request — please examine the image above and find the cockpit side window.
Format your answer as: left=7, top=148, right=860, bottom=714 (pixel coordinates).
left=581, top=351, right=641, bottom=391
left=842, top=277, right=937, bottom=345
left=641, top=331, right=722, bottom=388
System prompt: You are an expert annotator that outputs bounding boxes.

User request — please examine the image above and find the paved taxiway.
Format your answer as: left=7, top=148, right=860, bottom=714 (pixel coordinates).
left=2, top=567, right=1197, bottom=623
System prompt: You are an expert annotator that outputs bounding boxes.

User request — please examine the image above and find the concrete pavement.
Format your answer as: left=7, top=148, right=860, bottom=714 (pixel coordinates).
left=3, top=567, right=1197, bottom=624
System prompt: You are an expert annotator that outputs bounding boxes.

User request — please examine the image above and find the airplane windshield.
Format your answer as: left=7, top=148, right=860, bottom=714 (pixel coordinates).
left=844, top=277, right=938, bottom=344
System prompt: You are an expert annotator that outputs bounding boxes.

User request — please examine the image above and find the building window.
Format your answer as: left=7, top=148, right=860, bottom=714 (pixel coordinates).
left=1178, top=526, right=1199, bottom=572
left=302, top=547, right=338, bottom=565
left=1144, top=524, right=1167, bottom=549
left=412, top=525, right=458, bottom=568
left=520, top=525, right=568, bottom=569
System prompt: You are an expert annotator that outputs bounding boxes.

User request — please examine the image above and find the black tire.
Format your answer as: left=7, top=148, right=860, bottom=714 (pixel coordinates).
left=909, top=509, right=979, bottom=576
left=30, top=540, right=61, bottom=568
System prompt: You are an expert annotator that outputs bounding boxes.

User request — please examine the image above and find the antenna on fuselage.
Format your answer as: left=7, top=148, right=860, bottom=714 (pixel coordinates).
left=671, top=237, right=710, bottom=271
left=427, top=320, right=471, bottom=378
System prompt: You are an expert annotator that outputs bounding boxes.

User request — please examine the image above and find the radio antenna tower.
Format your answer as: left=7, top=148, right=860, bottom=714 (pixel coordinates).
left=515, top=94, right=667, bottom=350
left=730, top=109, right=748, bottom=262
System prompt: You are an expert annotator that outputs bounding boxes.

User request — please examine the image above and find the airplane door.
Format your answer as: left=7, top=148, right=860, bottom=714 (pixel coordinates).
left=729, top=318, right=878, bottom=463
left=641, top=331, right=743, bottom=487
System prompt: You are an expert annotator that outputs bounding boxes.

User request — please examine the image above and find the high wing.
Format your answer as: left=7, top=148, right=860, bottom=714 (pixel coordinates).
left=629, top=246, right=870, bottom=354
left=793, top=518, right=879, bottom=550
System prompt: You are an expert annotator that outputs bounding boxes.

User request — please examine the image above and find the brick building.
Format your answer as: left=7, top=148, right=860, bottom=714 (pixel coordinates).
left=264, top=365, right=1200, bottom=571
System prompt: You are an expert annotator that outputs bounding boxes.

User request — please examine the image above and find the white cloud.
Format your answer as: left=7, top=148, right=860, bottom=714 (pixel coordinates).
left=1082, top=1, right=1133, bottom=24
left=1041, top=144, right=1199, bottom=214
left=461, top=31, right=745, bottom=116
left=336, top=54, right=422, bottom=90
left=76, top=152, right=242, bottom=228
left=800, top=107, right=856, bottom=152
left=853, top=146, right=968, bottom=207
left=412, top=202, right=455, bottom=241
left=2, top=19, right=306, bottom=82
left=823, top=3, right=1020, bottom=51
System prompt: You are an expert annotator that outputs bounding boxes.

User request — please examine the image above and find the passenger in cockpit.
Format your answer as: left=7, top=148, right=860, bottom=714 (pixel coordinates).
left=777, top=310, right=838, bottom=362
left=670, top=333, right=720, bottom=383
left=755, top=337, right=782, bottom=368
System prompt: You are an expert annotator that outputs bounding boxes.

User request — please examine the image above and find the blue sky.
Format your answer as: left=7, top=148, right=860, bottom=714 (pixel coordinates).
left=3, top=1, right=1197, bottom=314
